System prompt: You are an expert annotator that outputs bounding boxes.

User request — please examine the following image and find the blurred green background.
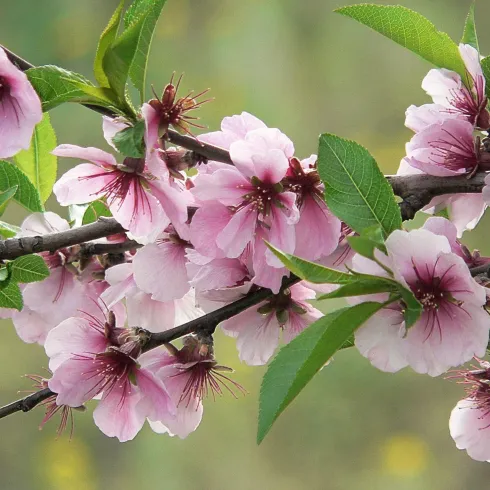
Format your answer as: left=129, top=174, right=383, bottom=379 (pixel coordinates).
left=2, top=0, right=490, bottom=489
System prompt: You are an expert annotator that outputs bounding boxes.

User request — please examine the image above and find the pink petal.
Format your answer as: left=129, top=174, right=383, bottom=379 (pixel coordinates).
left=133, top=241, right=190, bottom=301
left=0, top=48, right=42, bottom=158
left=102, top=116, right=129, bottom=150
left=142, top=103, right=161, bottom=151
left=52, top=144, right=117, bottom=167
left=216, top=204, right=257, bottom=258
left=53, top=163, right=114, bottom=205
left=45, top=316, right=108, bottom=372
left=450, top=399, right=490, bottom=462
left=294, top=195, right=341, bottom=261
left=93, top=384, right=145, bottom=442
left=19, top=211, right=70, bottom=236
left=126, top=292, right=176, bottom=332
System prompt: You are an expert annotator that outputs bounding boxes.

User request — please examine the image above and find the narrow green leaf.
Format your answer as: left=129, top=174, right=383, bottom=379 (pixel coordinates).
left=257, top=302, right=384, bottom=443
left=0, top=186, right=18, bottom=216
left=399, top=288, right=423, bottom=328
left=481, top=56, right=490, bottom=99
left=0, top=282, right=23, bottom=310
left=335, top=5, right=467, bottom=79
left=0, top=220, right=21, bottom=238
left=26, top=66, right=116, bottom=112
left=14, top=113, right=57, bottom=203
left=112, top=120, right=146, bottom=157
left=94, top=0, right=125, bottom=87
left=124, top=0, right=168, bottom=101
left=266, top=243, right=355, bottom=284
left=461, top=2, right=479, bottom=52
left=347, top=236, right=377, bottom=260
left=9, top=255, right=50, bottom=284
left=0, top=161, right=43, bottom=212
left=318, top=133, right=402, bottom=236
left=317, top=278, right=398, bottom=300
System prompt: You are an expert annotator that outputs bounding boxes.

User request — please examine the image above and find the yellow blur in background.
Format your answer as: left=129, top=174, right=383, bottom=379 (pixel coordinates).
left=2, top=1, right=490, bottom=489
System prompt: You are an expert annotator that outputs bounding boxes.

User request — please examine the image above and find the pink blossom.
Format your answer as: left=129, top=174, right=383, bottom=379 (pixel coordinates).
left=353, top=228, right=490, bottom=376
left=46, top=309, right=175, bottom=442
left=408, top=44, right=489, bottom=130
left=191, top=128, right=299, bottom=291
left=132, top=227, right=190, bottom=301
left=221, top=283, right=322, bottom=365
left=101, top=262, right=202, bottom=332
left=449, top=360, right=490, bottom=462
left=145, top=337, right=245, bottom=438
left=404, top=119, right=479, bottom=176
left=283, top=156, right=341, bottom=261
left=0, top=48, right=42, bottom=158
left=52, top=145, right=190, bottom=242
left=9, top=212, right=105, bottom=345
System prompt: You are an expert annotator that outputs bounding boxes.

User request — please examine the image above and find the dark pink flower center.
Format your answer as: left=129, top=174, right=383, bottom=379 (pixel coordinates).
left=408, top=259, right=470, bottom=340
left=75, top=349, right=137, bottom=405
left=283, top=157, right=322, bottom=207
left=237, top=177, right=284, bottom=217
left=81, top=166, right=153, bottom=223
left=429, top=128, right=478, bottom=172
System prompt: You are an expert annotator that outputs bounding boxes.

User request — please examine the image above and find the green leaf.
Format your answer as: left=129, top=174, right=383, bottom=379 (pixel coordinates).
left=94, top=0, right=125, bottom=87
left=124, top=0, right=169, bottom=101
left=335, top=5, right=467, bottom=80
left=112, top=120, right=146, bottom=157
left=14, top=113, right=57, bottom=203
left=0, top=161, right=43, bottom=212
left=318, top=133, right=402, bottom=236
left=26, top=66, right=117, bottom=112
left=0, top=266, right=9, bottom=282
left=257, top=302, right=384, bottom=443
left=0, top=220, right=21, bottom=238
left=9, top=255, right=50, bottom=284
left=82, top=200, right=112, bottom=225
left=481, top=56, right=490, bottom=99
left=266, top=243, right=355, bottom=284
left=398, top=287, right=423, bottom=328
left=0, top=282, right=23, bottom=310
left=0, top=186, right=18, bottom=216
left=461, top=2, right=479, bottom=52
left=317, top=278, right=399, bottom=300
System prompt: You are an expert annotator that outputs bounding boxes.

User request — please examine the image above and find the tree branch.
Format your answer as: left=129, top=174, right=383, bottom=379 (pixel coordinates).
left=0, top=218, right=125, bottom=261
left=0, top=275, right=299, bottom=419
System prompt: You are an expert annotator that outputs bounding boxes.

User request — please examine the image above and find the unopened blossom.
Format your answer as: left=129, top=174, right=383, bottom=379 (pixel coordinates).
left=283, top=156, right=341, bottom=261
left=144, top=73, right=210, bottom=139
left=0, top=47, right=42, bottom=158
left=52, top=145, right=191, bottom=242
left=449, top=360, right=490, bottom=462
left=221, top=283, right=322, bottom=365
left=407, top=44, right=489, bottom=131
left=146, top=336, right=245, bottom=439
left=191, top=127, right=299, bottom=292
left=46, top=309, right=175, bottom=442
left=353, top=227, right=490, bottom=376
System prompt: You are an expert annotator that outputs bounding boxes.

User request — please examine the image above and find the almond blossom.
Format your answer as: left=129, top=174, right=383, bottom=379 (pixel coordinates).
left=221, top=283, right=322, bottom=366
left=52, top=145, right=190, bottom=243
left=0, top=47, right=42, bottom=158
left=9, top=212, right=109, bottom=345
left=190, top=127, right=299, bottom=292
left=352, top=227, right=490, bottom=376
left=449, top=360, right=490, bottom=462
left=46, top=308, right=175, bottom=442
left=407, top=44, right=489, bottom=131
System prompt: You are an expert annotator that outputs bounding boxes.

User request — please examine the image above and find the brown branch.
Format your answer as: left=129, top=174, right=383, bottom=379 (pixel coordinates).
left=0, top=275, right=299, bottom=419
left=0, top=218, right=125, bottom=261
left=387, top=172, right=486, bottom=220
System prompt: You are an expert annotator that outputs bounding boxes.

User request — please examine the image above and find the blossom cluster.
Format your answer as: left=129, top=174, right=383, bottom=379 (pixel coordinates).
left=2, top=39, right=490, bottom=463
